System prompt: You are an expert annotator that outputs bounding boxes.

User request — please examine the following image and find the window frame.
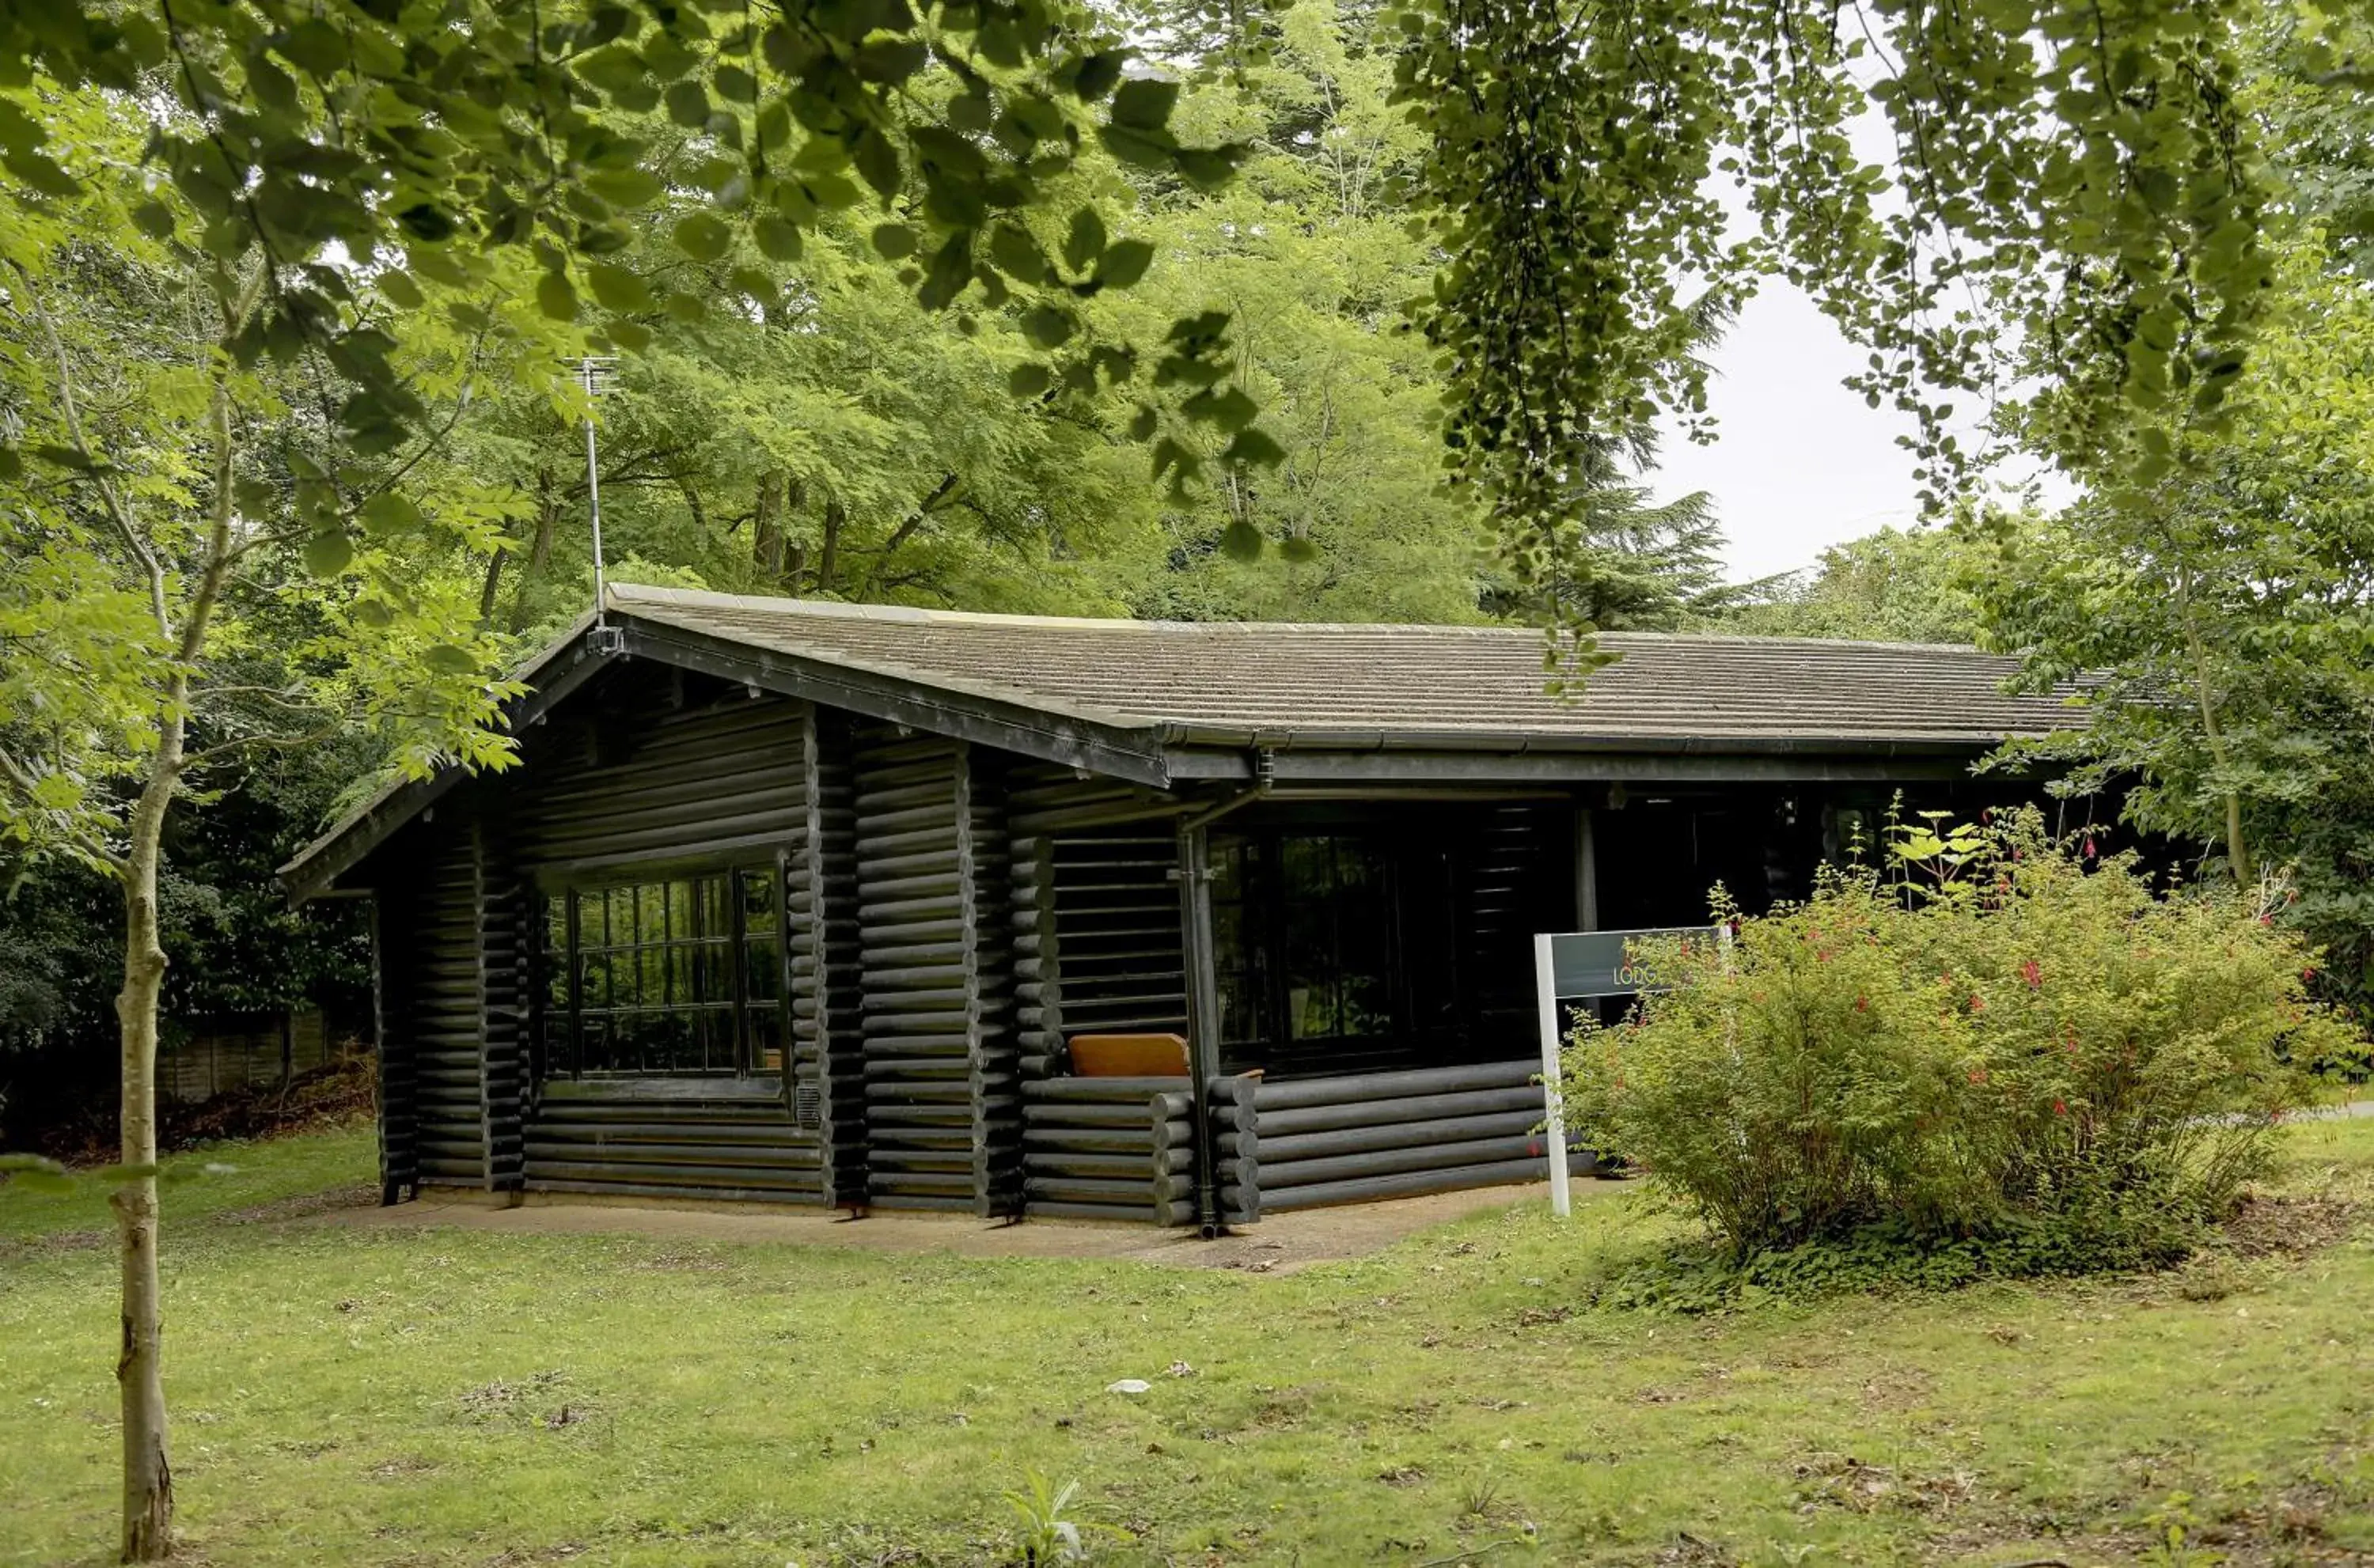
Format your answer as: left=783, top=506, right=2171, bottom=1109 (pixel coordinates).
left=535, top=853, right=791, bottom=1086
left=1209, top=828, right=1420, bottom=1064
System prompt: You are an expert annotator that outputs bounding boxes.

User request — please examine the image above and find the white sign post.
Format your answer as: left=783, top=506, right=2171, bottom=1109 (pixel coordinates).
left=1533, top=924, right=1720, bottom=1219
left=1533, top=933, right=1571, bottom=1218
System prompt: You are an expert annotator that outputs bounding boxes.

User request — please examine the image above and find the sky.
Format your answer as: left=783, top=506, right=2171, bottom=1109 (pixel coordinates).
left=1647, top=282, right=1932, bottom=587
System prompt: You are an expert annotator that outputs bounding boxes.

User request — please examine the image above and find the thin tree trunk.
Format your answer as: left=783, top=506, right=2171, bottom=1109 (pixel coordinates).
left=114, top=763, right=177, bottom=1563
left=478, top=545, right=507, bottom=626
left=510, top=468, right=561, bottom=634
left=2177, top=570, right=2251, bottom=883
left=113, top=320, right=244, bottom=1561
left=817, top=497, right=845, bottom=594
left=752, top=470, right=784, bottom=581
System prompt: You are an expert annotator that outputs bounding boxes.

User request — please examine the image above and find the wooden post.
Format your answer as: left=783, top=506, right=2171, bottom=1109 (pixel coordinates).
left=1176, top=820, right=1223, bottom=1235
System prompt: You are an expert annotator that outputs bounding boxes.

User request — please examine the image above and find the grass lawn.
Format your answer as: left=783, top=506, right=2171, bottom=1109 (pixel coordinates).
left=4, top=1121, right=2372, bottom=1567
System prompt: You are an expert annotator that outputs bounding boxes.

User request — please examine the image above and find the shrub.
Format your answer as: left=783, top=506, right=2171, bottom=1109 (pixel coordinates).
left=1564, top=808, right=2353, bottom=1269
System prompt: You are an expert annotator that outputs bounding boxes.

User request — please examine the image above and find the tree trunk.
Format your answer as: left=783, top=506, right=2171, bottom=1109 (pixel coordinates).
left=817, top=497, right=846, bottom=595
left=478, top=545, right=507, bottom=626
left=2178, top=573, right=2251, bottom=884
left=108, top=324, right=241, bottom=1562
left=510, top=468, right=562, bottom=634
left=114, top=773, right=176, bottom=1562
left=753, top=470, right=785, bottom=581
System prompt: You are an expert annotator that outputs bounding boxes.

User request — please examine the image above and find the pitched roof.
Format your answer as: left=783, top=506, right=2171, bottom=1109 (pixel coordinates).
left=282, top=585, right=2083, bottom=900
left=610, top=583, right=2076, bottom=748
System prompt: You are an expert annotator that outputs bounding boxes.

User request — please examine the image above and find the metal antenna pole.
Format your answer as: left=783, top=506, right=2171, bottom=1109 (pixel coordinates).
left=576, top=356, right=621, bottom=653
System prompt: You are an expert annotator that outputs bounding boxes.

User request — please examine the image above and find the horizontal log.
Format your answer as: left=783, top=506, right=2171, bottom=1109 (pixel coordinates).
left=1226, top=1110, right=1542, bottom=1164
left=1250, top=1086, right=1547, bottom=1136
left=1234, top=1134, right=1541, bottom=1191
left=1021, top=1076, right=1191, bottom=1100
left=1244, top=1157, right=1547, bottom=1213
left=1249, top=1060, right=1538, bottom=1110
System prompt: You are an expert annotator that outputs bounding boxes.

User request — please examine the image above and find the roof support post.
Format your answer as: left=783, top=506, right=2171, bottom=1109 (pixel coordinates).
left=1176, top=818, right=1225, bottom=1237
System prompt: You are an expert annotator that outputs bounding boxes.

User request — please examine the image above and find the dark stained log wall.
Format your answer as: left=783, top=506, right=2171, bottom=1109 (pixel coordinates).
left=472, top=816, right=530, bottom=1192
left=397, top=827, right=488, bottom=1187
left=797, top=707, right=869, bottom=1207
left=498, top=665, right=825, bottom=1202
left=851, top=728, right=980, bottom=1210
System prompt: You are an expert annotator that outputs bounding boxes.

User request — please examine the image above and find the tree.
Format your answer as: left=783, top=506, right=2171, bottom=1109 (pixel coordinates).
left=1716, top=526, right=1982, bottom=644
left=0, top=6, right=1234, bottom=1555
left=1972, top=244, right=2374, bottom=1024
left=1392, top=0, right=2290, bottom=644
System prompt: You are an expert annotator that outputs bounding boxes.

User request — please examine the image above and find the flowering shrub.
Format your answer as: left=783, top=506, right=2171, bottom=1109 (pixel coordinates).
left=1564, top=809, right=2353, bottom=1269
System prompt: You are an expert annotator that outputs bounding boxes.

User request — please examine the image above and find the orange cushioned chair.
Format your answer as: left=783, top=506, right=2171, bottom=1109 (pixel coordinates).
left=1066, top=1032, right=1192, bottom=1078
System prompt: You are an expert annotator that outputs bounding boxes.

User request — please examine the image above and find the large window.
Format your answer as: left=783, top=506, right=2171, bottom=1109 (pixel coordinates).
left=541, top=865, right=785, bottom=1078
left=1211, top=831, right=1406, bottom=1058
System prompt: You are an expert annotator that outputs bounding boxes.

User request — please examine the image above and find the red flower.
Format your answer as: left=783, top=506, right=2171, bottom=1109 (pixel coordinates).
left=1967, top=1068, right=1988, bottom=1085
left=1968, top=994, right=1987, bottom=1013
left=2019, top=960, right=2042, bottom=989
left=2304, top=967, right=2319, bottom=982
left=1856, top=995, right=1869, bottom=1013
left=2054, top=1100, right=2068, bottom=1116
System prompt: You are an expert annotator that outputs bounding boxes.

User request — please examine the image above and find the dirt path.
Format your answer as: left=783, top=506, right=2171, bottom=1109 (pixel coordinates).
left=326, top=1176, right=1633, bottom=1273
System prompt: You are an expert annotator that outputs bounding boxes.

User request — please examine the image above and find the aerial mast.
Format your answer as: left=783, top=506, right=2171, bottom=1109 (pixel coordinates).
left=575, top=354, right=624, bottom=653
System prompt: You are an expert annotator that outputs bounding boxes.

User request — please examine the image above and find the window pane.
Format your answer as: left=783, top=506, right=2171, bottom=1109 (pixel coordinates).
left=745, top=935, right=779, bottom=1005
left=1337, top=842, right=1391, bottom=1037
left=548, top=871, right=790, bottom=1080
left=741, top=867, right=778, bottom=934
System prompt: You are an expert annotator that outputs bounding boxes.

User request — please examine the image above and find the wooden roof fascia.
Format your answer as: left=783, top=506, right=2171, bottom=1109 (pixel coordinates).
left=275, top=631, right=617, bottom=903
left=1249, top=748, right=1992, bottom=786
left=612, top=617, right=1178, bottom=789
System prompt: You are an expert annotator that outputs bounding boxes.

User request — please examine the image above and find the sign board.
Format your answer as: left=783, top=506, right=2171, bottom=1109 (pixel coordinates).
left=1543, top=925, right=1721, bottom=1000
left=1534, top=924, right=1724, bottom=1219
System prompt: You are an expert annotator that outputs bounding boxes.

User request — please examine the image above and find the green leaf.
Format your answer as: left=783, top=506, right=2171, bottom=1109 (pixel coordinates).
left=1094, top=239, right=1153, bottom=290
left=303, top=530, right=355, bottom=578
left=583, top=263, right=650, bottom=312
left=3, top=146, right=81, bottom=199
left=1219, top=519, right=1264, bottom=560
left=376, top=268, right=424, bottom=310
left=665, top=80, right=710, bottom=128
left=753, top=215, right=805, bottom=262
left=1279, top=536, right=1321, bottom=564
left=131, top=199, right=176, bottom=241
left=672, top=211, right=732, bottom=262
left=988, top=223, right=1046, bottom=283
left=1220, top=427, right=1287, bottom=468
left=730, top=266, right=780, bottom=309
left=586, top=168, right=666, bottom=207
left=1126, top=405, right=1159, bottom=442
left=853, top=127, right=901, bottom=198
left=1063, top=207, right=1105, bottom=275
left=423, top=644, right=479, bottom=675
left=1019, top=305, right=1075, bottom=349
left=1109, top=78, right=1179, bottom=131
left=536, top=269, right=579, bottom=322
left=1184, top=385, right=1258, bottom=432
left=871, top=223, right=917, bottom=259
left=1174, top=146, right=1241, bottom=192
left=1072, top=50, right=1126, bottom=102
left=359, top=492, right=422, bottom=535
left=1007, top=362, right=1052, bottom=398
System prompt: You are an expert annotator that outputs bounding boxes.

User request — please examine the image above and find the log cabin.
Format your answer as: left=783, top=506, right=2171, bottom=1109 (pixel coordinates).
left=280, top=585, right=2079, bottom=1230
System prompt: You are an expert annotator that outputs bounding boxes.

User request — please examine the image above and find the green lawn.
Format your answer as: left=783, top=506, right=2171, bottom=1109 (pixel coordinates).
left=4, top=1122, right=2371, bottom=1567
